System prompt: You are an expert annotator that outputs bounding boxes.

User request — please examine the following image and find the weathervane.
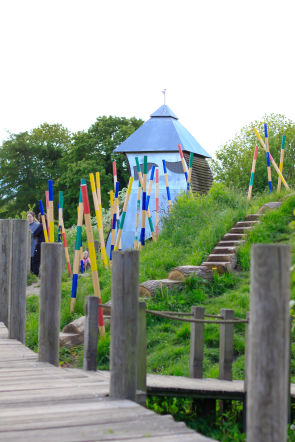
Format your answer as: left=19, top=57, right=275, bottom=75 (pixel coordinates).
left=161, top=89, right=166, bottom=105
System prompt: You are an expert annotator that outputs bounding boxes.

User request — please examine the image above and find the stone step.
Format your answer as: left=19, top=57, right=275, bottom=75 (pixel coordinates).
left=206, top=254, right=236, bottom=263
left=217, top=240, right=245, bottom=247
left=234, top=221, right=260, bottom=228
left=245, top=214, right=262, bottom=221
left=222, top=233, right=246, bottom=241
left=229, top=226, right=254, bottom=234
left=211, top=247, right=237, bottom=255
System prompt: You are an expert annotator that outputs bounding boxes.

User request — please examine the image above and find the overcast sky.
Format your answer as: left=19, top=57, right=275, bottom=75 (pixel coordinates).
left=0, top=0, right=294, bottom=157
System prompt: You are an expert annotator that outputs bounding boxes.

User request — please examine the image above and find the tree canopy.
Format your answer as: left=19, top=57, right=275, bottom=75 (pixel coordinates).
left=0, top=116, right=144, bottom=224
left=210, top=114, right=295, bottom=193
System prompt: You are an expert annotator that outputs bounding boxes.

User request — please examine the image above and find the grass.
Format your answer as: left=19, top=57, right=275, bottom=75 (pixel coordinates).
left=24, top=184, right=295, bottom=441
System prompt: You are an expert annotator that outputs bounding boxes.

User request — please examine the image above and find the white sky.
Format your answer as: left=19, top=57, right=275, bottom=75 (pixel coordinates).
left=0, top=0, right=294, bottom=157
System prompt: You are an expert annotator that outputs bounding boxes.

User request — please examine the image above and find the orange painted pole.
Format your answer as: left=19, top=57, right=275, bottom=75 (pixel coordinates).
left=81, top=184, right=105, bottom=336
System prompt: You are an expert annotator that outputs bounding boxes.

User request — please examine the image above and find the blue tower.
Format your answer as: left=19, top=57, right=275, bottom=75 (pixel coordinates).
left=106, top=104, right=213, bottom=254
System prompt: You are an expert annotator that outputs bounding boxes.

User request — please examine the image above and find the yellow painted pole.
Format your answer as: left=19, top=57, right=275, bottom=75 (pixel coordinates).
left=89, top=173, right=108, bottom=268
left=277, top=135, right=286, bottom=192
left=81, top=184, right=105, bottom=336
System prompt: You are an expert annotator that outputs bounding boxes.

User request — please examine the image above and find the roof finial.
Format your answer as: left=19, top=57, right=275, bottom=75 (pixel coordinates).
left=161, top=89, right=166, bottom=105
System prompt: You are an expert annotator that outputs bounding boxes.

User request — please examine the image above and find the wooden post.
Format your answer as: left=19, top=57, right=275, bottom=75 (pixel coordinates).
left=247, top=244, right=290, bottom=442
left=219, top=308, right=234, bottom=381
left=110, top=250, right=139, bottom=401
left=243, top=311, right=250, bottom=433
left=38, top=243, right=62, bottom=366
left=61, top=246, right=65, bottom=273
left=137, top=301, right=147, bottom=406
left=8, top=220, right=28, bottom=343
left=189, top=306, right=205, bottom=379
left=0, top=220, right=12, bottom=327
left=83, top=296, right=98, bottom=371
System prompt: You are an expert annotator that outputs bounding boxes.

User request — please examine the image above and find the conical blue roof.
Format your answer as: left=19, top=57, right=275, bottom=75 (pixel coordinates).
left=114, top=105, right=211, bottom=158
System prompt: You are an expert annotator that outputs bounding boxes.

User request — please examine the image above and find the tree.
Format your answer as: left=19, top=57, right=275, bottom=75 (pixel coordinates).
left=61, top=115, right=144, bottom=226
left=0, top=123, right=71, bottom=218
left=210, top=114, right=295, bottom=193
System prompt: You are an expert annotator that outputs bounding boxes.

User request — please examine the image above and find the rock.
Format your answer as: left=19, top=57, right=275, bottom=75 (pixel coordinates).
left=258, top=202, right=282, bottom=213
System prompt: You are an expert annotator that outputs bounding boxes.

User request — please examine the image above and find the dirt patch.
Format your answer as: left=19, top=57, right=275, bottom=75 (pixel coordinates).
left=26, top=282, right=41, bottom=297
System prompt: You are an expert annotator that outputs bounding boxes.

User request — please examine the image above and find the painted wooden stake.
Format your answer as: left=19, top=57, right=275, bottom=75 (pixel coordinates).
left=59, top=192, right=72, bottom=276
left=89, top=173, right=108, bottom=268
left=38, top=242, right=62, bottom=366
left=110, top=190, right=114, bottom=232
left=264, top=124, right=272, bottom=193
left=140, top=156, right=148, bottom=247
left=83, top=296, right=98, bottom=371
left=45, top=190, right=50, bottom=241
left=134, top=180, right=142, bottom=249
left=48, top=180, right=54, bottom=242
left=254, top=127, right=290, bottom=190
left=81, top=183, right=105, bottom=336
left=247, top=244, right=290, bottom=441
left=178, top=144, right=189, bottom=189
left=95, top=172, right=103, bottom=229
left=58, top=193, right=62, bottom=243
left=145, top=165, right=156, bottom=240
left=115, top=177, right=133, bottom=251
left=135, top=157, right=156, bottom=242
left=8, top=220, right=29, bottom=344
left=70, top=180, right=85, bottom=312
left=247, top=146, right=258, bottom=201
left=155, top=168, right=159, bottom=236
left=277, top=135, right=286, bottom=192
left=188, top=152, right=194, bottom=192
left=110, top=250, right=139, bottom=401
left=110, top=182, right=119, bottom=263
left=38, top=200, right=49, bottom=243
left=146, top=165, right=155, bottom=210
left=162, top=159, right=172, bottom=212
left=113, top=161, right=122, bottom=250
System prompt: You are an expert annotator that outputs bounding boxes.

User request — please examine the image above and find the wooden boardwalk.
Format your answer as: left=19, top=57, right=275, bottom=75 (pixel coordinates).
left=0, top=322, right=213, bottom=442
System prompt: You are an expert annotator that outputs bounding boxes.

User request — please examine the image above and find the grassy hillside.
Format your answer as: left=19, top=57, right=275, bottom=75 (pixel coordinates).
left=25, top=184, right=295, bottom=441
